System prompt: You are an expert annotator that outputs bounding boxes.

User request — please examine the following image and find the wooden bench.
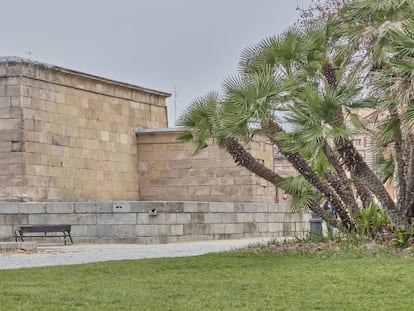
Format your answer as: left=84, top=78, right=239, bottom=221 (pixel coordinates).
left=14, top=225, right=73, bottom=245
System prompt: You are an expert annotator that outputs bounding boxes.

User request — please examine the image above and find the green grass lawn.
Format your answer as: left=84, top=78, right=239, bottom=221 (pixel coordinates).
left=1, top=249, right=414, bottom=310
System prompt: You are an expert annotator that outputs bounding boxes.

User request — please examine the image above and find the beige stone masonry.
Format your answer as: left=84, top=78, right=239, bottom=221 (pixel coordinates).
left=0, top=57, right=170, bottom=201
left=136, top=128, right=276, bottom=203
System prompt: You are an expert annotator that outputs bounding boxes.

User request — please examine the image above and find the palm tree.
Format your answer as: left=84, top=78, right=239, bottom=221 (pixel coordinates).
left=179, top=0, right=414, bottom=230
left=234, top=26, right=359, bottom=228
left=177, top=92, right=338, bottom=225
left=334, top=0, right=414, bottom=227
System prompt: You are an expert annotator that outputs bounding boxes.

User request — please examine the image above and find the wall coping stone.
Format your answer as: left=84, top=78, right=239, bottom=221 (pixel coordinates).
left=0, top=56, right=171, bottom=100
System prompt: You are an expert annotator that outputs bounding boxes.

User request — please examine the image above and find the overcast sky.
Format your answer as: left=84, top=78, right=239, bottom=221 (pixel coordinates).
left=1, top=0, right=312, bottom=126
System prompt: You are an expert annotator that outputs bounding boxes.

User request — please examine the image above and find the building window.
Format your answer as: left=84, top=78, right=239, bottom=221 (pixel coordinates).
left=353, top=138, right=363, bottom=147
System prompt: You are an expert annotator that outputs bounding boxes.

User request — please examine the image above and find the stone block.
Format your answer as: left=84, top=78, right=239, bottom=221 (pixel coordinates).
left=137, top=213, right=149, bottom=225
left=208, top=202, right=226, bottom=213
left=168, top=224, right=184, bottom=236
left=28, top=214, right=96, bottom=225
left=254, top=204, right=268, bottom=213
left=243, top=222, right=257, bottom=233
left=268, top=223, right=283, bottom=233
left=285, top=212, right=304, bottom=222
left=183, top=224, right=192, bottom=235
left=0, top=141, right=11, bottom=152
left=206, top=213, right=236, bottom=224
left=164, top=213, right=177, bottom=224
left=112, top=201, right=131, bottom=213
left=46, top=203, right=75, bottom=214
left=51, top=134, right=70, bottom=146
left=267, top=204, right=288, bottom=213
left=302, top=212, right=312, bottom=222
left=225, top=203, right=235, bottom=213
left=130, top=201, right=158, bottom=214
left=296, top=222, right=309, bottom=233
left=283, top=222, right=294, bottom=235
left=0, top=225, right=13, bottom=237
left=0, top=97, right=12, bottom=108
left=237, top=213, right=254, bottom=223
left=191, top=224, right=209, bottom=235
left=118, top=225, right=137, bottom=237
left=191, top=213, right=204, bottom=224
left=164, top=202, right=184, bottom=213
left=265, top=213, right=278, bottom=222
left=0, top=203, right=19, bottom=214
left=0, top=119, right=21, bottom=130
left=149, top=213, right=166, bottom=225
left=97, top=213, right=136, bottom=225
left=136, top=225, right=159, bottom=237
left=256, top=223, right=268, bottom=233
left=176, top=213, right=192, bottom=224
left=71, top=225, right=88, bottom=236
left=210, top=224, right=226, bottom=235
left=87, top=225, right=97, bottom=237
left=225, top=224, right=243, bottom=234
left=183, top=202, right=198, bottom=213
left=75, top=202, right=97, bottom=214
left=254, top=213, right=266, bottom=223
left=18, top=203, right=46, bottom=214
left=96, top=225, right=118, bottom=237
left=235, top=203, right=257, bottom=213
left=0, top=214, right=28, bottom=225
left=0, top=129, right=21, bottom=141
left=96, top=202, right=114, bottom=213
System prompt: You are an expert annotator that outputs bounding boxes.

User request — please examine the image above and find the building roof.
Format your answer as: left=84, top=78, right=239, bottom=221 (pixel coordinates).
left=0, top=56, right=171, bottom=98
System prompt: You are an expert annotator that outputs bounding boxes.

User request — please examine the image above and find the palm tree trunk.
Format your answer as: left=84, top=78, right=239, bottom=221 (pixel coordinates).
left=323, top=144, right=360, bottom=215
left=265, top=121, right=354, bottom=229
left=352, top=176, right=373, bottom=208
left=226, top=138, right=282, bottom=185
left=336, top=138, right=408, bottom=228
left=404, top=135, right=414, bottom=220
left=226, top=138, right=337, bottom=224
left=324, top=171, right=358, bottom=215
left=391, top=112, right=408, bottom=214
left=309, top=198, right=339, bottom=227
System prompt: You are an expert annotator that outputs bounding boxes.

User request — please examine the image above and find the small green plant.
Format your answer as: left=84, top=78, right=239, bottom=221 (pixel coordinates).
left=394, top=227, right=414, bottom=247
left=294, top=233, right=329, bottom=243
left=356, top=201, right=391, bottom=239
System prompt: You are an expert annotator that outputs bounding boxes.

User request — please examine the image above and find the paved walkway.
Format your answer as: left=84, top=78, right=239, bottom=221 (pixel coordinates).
left=0, top=238, right=271, bottom=270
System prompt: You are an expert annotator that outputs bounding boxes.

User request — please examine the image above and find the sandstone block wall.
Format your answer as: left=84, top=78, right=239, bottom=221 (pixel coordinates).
left=137, top=129, right=276, bottom=203
left=0, top=57, right=170, bottom=201
left=0, top=201, right=310, bottom=243
left=0, top=74, right=24, bottom=199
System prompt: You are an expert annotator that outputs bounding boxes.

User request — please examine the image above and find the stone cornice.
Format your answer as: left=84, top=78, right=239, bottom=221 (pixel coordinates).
left=0, top=56, right=171, bottom=105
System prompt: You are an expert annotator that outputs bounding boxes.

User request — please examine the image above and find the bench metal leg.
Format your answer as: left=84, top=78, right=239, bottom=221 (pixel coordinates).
left=62, top=231, right=73, bottom=245
left=14, top=231, right=24, bottom=242
left=68, top=234, right=73, bottom=245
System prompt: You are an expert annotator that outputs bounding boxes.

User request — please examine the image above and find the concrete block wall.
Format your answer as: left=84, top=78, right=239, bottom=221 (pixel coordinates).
left=0, top=201, right=310, bottom=244
left=0, top=57, right=170, bottom=201
left=137, top=128, right=276, bottom=203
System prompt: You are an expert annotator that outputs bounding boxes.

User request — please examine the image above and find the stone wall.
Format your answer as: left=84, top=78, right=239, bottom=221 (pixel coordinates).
left=137, top=128, right=276, bottom=203
left=0, top=74, right=24, bottom=199
left=0, top=57, right=170, bottom=201
left=0, top=201, right=310, bottom=244
left=274, top=152, right=298, bottom=203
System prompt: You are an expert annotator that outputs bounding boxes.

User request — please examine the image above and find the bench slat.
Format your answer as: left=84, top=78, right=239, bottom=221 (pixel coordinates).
left=14, top=224, right=73, bottom=245
left=19, top=225, right=71, bottom=233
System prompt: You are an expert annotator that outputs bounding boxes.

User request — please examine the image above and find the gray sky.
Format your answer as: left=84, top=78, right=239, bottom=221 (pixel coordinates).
left=0, top=0, right=311, bottom=126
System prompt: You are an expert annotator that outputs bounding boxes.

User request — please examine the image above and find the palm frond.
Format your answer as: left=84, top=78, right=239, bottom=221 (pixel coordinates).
left=277, top=176, right=322, bottom=213
left=378, top=118, right=401, bottom=147
left=374, top=153, right=395, bottom=184
left=176, top=92, right=223, bottom=153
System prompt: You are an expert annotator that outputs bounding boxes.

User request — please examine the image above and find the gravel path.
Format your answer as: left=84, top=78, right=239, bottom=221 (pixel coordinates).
left=0, top=238, right=271, bottom=270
